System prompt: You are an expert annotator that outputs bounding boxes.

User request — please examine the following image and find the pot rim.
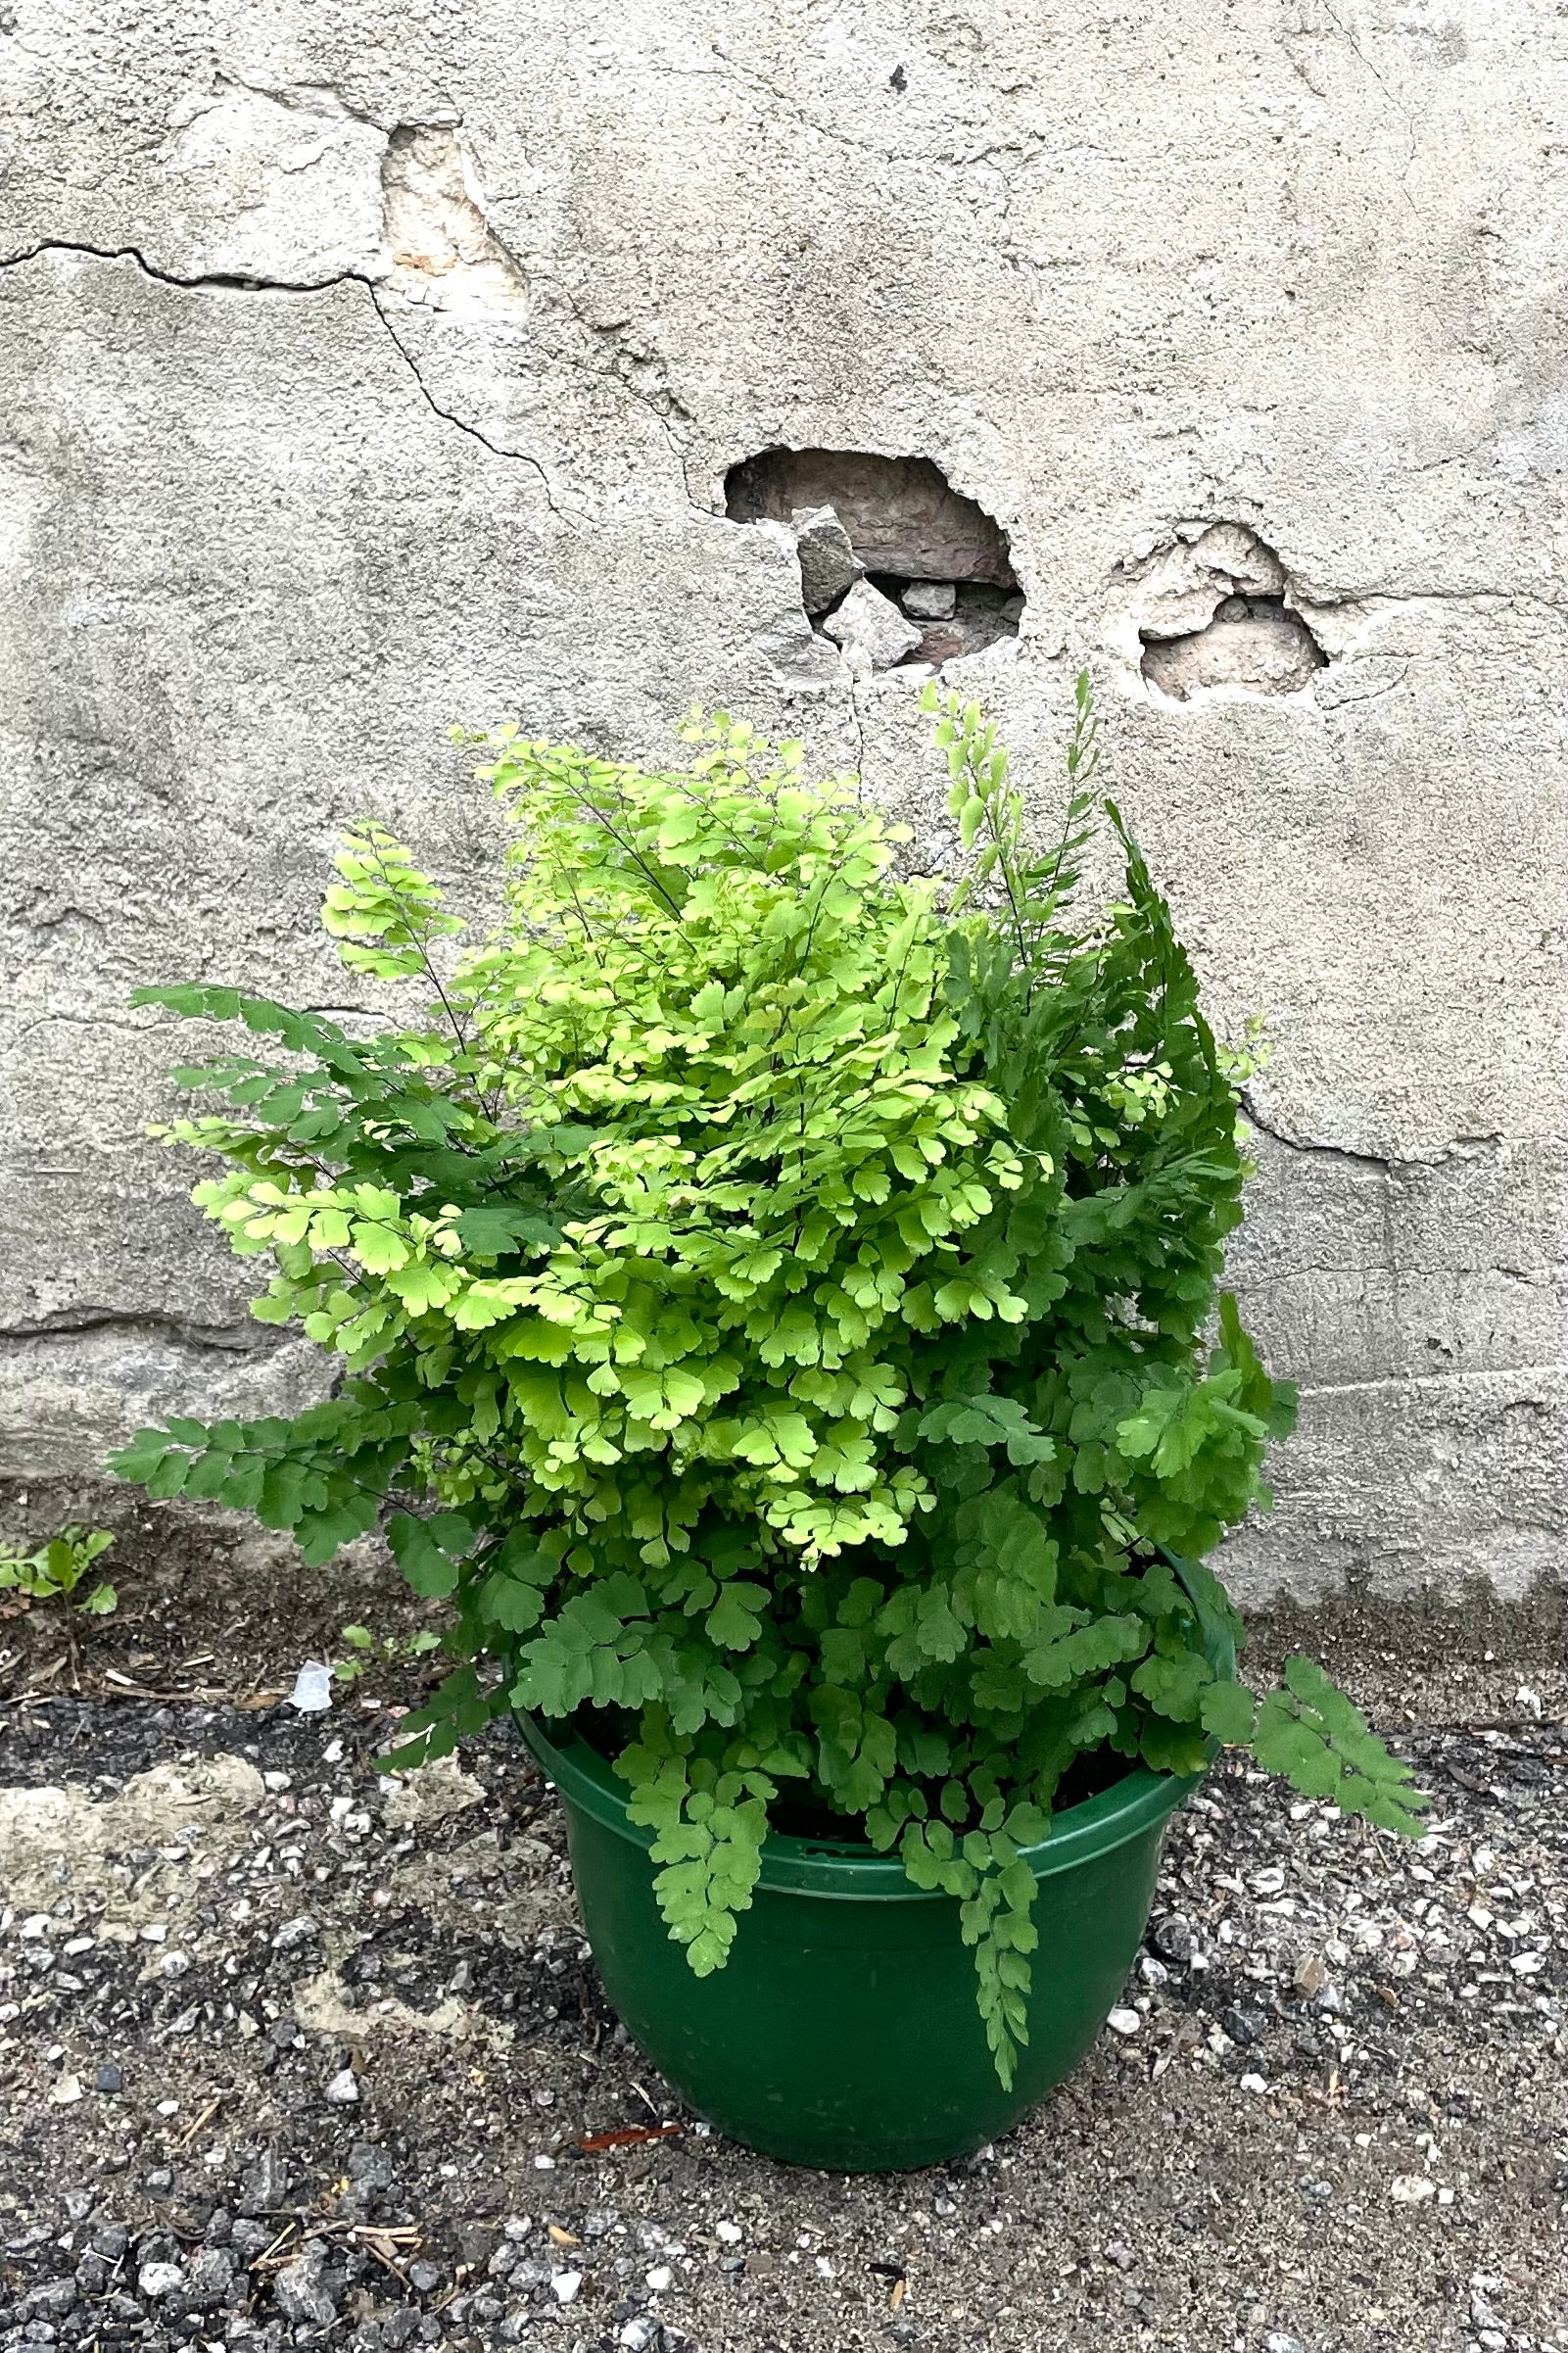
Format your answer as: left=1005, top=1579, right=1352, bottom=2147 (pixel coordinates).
left=515, top=1548, right=1235, bottom=1901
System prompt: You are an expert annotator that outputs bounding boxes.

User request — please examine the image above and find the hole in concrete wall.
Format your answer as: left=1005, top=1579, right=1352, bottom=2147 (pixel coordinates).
left=725, top=448, right=1022, bottom=673
left=380, top=124, right=528, bottom=312
left=1141, top=595, right=1327, bottom=701
left=1132, top=523, right=1327, bottom=702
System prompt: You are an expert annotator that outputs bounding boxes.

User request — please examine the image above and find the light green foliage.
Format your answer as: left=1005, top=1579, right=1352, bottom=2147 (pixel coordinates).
left=0, top=1525, right=117, bottom=1615
left=109, top=682, right=1424, bottom=2087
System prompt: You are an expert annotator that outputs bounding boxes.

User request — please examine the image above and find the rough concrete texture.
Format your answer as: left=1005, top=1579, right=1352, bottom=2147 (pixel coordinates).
left=1, top=2, right=1565, bottom=1604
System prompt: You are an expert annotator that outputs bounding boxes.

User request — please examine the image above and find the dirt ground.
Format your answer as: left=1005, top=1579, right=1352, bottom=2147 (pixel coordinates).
left=1, top=1490, right=1566, bottom=2353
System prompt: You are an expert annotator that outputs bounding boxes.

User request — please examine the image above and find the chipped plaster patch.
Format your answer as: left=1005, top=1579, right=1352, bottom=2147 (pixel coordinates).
left=1108, top=522, right=1331, bottom=703
left=379, top=126, right=529, bottom=315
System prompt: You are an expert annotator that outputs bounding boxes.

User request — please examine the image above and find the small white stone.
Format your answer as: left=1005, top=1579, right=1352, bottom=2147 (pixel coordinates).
left=323, top=2068, right=360, bottom=2105
left=534, top=2152, right=556, bottom=2171
left=644, top=2265, right=673, bottom=2293
left=1239, top=2072, right=1268, bottom=2094
left=715, top=2220, right=742, bottom=2244
left=550, top=2271, right=582, bottom=2305
left=139, top=1923, right=167, bottom=1944
left=139, top=2262, right=186, bottom=2298
left=1106, top=2008, right=1141, bottom=2037
left=1390, top=2174, right=1437, bottom=2204
left=49, top=2073, right=84, bottom=2105
left=19, top=1914, right=50, bottom=1940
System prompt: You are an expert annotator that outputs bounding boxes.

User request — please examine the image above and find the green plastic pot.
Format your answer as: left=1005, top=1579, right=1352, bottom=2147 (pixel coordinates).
left=516, top=1560, right=1232, bottom=2172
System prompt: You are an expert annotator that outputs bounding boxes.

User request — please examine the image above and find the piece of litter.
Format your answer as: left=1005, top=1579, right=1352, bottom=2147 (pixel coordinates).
left=289, top=1661, right=334, bottom=1713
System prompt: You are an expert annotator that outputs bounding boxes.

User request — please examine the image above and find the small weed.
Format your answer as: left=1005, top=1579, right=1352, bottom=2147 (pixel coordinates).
left=0, top=1525, right=117, bottom=1616
left=334, top=1623, right=442, bottom=1686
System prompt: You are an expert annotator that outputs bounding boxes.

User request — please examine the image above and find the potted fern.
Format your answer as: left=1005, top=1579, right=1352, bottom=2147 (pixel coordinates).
left=112, top=681, right=1423, bottom=2169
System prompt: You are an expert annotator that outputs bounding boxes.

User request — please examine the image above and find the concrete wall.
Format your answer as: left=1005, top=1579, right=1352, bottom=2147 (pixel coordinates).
left=2, top=0, right=1564, bottom=1601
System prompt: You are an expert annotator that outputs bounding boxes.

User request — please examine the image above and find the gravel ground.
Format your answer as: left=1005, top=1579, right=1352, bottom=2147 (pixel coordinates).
left=1, top=1669, right=1565, bottom=2353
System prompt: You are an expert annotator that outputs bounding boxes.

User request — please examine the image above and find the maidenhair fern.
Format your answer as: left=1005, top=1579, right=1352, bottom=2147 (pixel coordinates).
left=111, top=680, right=1425, bottom=2087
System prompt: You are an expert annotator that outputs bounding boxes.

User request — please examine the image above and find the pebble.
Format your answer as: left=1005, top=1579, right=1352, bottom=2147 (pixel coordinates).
left=715, top=2220, right=742, bottom=2244
left=1106, top=2008, right=1141, bottom=2037
left=323, top=2067, right=361, bottom=2104
left=1293, top=1950, right=1328, bottom=1997
left=184, top=2246, right=235, bottom=2308
left=550, top=2271, right=583, bottom=2305
left=348, top=2140, right=395, bottom=2188
left=237, top=2148, right=287, bottom=2216
left=788, top=504, right=863, bottom=616
left=902, top=579, right=957, bottom=618
left=274, top=2240, right=338, bottom=2328
left=272, top=1915, right=318, bottom=1950
left=822, top=579, right=923, bottom=671
left=1390, top=2174, right=1437, bottom=2204
left=644, top=2265, right=674, bottom=2293
left=1152, top=1911, right=1195, bottom=1963
left=407, top=2260, right=444, bottom=2293
left=137, top=2261, right=185, bottom=2299
left=94, top=2062, right=122, bottom=2093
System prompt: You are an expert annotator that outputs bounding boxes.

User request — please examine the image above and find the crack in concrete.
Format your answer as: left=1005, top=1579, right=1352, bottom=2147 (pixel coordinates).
left=1241, top=1263, right=1554, bottom=1289
left=1243, top=1098, right=1504, bottom=1175
left=0, top=239, right=573, bottom=522
left=1290, top=1364, right=1568, bottom=1397
left=531, top=268, right=712, bottom=517
left=0, top=1310, right=277, bottom=1353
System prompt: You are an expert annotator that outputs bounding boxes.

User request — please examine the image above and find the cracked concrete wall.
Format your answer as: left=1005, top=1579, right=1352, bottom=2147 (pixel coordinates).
left=1, top=1, right=1565, bottom=1606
